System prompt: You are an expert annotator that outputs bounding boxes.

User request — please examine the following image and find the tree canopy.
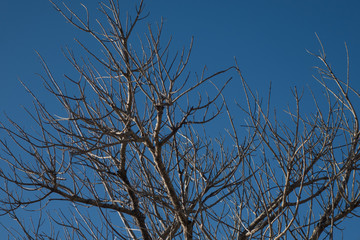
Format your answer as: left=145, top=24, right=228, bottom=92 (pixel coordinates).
left=1, top=1, right=360, bottom=239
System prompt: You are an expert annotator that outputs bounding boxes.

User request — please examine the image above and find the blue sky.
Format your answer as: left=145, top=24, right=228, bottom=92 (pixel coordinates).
left=2, top=1, right=360, bottom=121
left=1, top=0, right=360, bottom=238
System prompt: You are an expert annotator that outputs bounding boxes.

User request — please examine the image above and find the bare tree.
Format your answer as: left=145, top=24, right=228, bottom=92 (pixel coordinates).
left=1, top=0, right=359, bottom=239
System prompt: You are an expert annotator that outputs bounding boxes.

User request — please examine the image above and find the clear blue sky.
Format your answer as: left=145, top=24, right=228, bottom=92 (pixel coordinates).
left=1, top=0, right=360, bottom=238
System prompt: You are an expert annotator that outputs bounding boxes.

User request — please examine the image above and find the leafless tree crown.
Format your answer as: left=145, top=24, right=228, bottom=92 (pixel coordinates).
left=1, top=1, right=359, bottom=239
